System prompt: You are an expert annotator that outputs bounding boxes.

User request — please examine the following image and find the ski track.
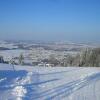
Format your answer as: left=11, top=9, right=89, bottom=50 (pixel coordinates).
left=0, top=65, right=100, bottom=100
left=31, top=72, right=100, bottom=100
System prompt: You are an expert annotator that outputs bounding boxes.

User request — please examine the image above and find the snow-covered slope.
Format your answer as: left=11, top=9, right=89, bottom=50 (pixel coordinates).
left=0, top=64, right=100, bottom=100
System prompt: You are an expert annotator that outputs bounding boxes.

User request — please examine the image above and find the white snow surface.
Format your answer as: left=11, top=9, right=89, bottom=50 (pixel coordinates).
left=0, top=64, right=100, bottom=100
left=0, top=49, right=29, bottom=61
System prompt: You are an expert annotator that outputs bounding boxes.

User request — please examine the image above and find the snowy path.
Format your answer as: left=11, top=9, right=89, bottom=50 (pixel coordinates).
left=0, top=64, right=100, bottom=100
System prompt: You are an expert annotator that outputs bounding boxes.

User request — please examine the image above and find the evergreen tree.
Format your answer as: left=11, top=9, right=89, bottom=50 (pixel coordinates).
left=0, top=56, right=4, bottom=63
left=19, top=53, right=24, bottom=65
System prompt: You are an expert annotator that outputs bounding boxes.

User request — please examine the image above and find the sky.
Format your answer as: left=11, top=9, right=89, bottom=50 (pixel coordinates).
left=0, top=0, right=100, bottom=42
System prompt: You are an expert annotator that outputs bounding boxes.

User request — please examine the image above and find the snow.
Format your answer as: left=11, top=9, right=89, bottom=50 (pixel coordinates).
left=0, top=42, right=18, bottom=49
left=0, top=64, right=100, bottom=100
left=0, top=49, right=30, bottom=61
left=12, top=86, right=27, bottom=100
left=0, top=49, right=28, bottom=57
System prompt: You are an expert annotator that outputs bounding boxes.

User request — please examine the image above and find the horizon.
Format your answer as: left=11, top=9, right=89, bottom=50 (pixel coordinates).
left=1, top=37, right=100, bottom=44
left=0, top=0, right=100, bottom=42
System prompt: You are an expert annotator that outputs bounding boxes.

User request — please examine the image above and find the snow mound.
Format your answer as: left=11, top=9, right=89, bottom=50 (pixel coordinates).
left=12, top=86, right=27, bottom=100
left=0, top=70, right=37, bottom=100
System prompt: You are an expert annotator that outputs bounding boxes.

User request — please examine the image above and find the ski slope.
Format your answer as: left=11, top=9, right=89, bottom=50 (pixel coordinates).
left=0, top=64, right=100, bottom=100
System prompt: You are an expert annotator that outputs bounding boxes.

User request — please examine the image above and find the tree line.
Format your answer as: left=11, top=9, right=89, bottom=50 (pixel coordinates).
left=0, top=53, right=24, bottom=65
left=0, top=48, right=100, bottom=67
left=61, top=48, right=100, bottom=67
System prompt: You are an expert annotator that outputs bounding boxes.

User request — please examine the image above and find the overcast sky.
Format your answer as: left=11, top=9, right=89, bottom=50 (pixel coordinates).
left=0, top=0, right=100, bottom=42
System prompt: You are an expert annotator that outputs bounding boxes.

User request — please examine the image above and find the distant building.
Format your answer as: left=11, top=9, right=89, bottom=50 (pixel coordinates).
left=45, top=63, right=54, bottom=67
left=38, top=62, right=54, bottom=67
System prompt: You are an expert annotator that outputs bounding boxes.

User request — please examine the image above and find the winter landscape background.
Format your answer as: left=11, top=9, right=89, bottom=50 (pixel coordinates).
left=0, top=40, right=100, bottom=100
left=0, top=0, right=100, bottom=99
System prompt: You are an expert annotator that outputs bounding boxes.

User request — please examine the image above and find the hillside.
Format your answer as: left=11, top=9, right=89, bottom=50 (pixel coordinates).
left=0, top=64, right=100, bottom=100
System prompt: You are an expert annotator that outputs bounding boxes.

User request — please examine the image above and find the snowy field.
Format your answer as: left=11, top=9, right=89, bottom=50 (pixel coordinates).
left=0, top=49, right=30, bottom=60
left=0, top=64, right=100, bottom=100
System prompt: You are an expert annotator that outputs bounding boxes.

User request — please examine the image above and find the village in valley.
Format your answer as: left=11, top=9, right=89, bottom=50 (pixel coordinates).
left=0, top=40, right=98, bottom=67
